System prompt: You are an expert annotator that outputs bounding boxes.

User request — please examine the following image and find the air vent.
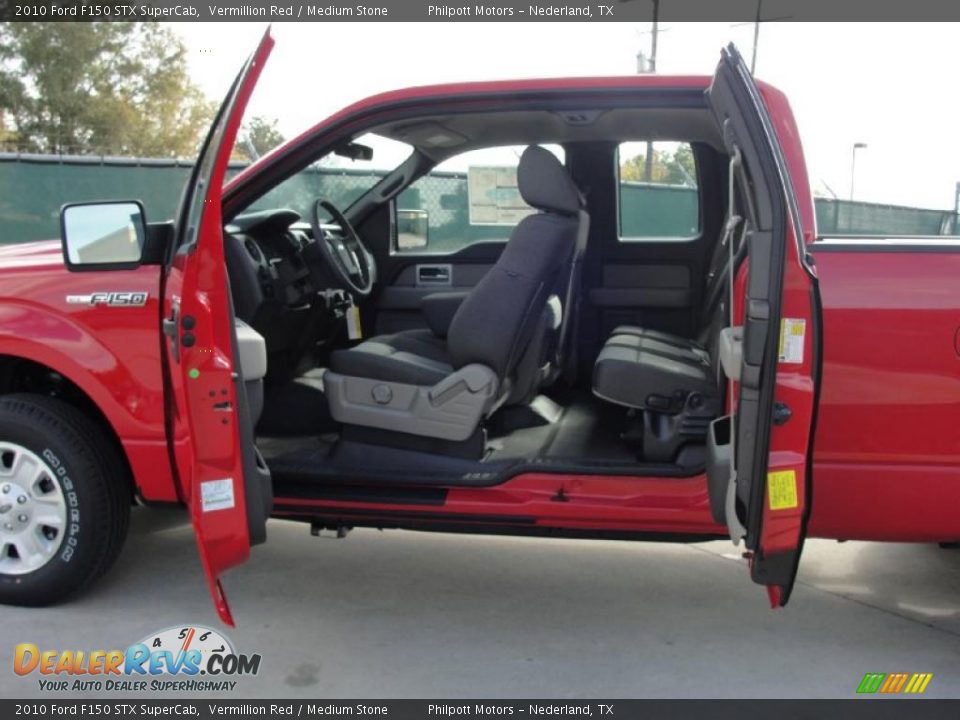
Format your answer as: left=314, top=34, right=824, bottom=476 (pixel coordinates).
left=244, top=238, right=261, bottom=262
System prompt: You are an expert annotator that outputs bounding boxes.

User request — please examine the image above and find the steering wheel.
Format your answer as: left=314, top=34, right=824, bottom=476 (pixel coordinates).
left=308, top=199, right=377, bottom=297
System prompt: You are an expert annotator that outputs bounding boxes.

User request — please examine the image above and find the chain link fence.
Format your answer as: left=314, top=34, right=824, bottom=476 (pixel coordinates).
left=1, top=154, right=957, bottom=245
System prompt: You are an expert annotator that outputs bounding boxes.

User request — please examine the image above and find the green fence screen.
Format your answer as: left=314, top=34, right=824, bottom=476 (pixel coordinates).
left=1, top=155, right=957, bottom=245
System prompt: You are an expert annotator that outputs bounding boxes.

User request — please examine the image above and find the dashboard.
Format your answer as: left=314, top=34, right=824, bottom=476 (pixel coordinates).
left=223, top=208, right=350, bottom=379
left=225, top=209, right=315, bottom=315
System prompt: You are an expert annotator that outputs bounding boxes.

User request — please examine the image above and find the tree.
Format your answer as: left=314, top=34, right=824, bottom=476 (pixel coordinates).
left=0, top=22, right=215, bottom=157
left=620, top=144, right=697, bottom=186
left=234, top=116, right=286, bottom=162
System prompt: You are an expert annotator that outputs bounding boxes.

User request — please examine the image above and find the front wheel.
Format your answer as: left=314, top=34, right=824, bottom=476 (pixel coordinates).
left=0, top=395, right=130, bottom=606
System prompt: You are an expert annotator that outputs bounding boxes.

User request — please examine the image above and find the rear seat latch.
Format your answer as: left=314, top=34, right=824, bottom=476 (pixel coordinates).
left=772, top=401, right=792, bottom=426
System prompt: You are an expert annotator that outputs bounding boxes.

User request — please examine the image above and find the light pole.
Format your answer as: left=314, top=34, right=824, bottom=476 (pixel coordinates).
left=849, top=142, right=867, bottom=201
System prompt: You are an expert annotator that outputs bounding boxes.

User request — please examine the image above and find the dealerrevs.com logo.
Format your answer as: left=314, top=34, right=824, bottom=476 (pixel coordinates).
left=13, top=625, right=261, bottom=693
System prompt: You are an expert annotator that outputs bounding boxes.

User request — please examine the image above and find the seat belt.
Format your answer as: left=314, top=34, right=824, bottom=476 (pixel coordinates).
left=711, top=213, right=743, bottom=380
left=723, top=146, right=748, bottom=545
left=558, top=206, right=590, bottom=383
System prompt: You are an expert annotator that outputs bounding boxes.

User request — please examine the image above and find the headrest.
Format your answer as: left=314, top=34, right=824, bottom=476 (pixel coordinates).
left=517, top=145, right=582, bottom=217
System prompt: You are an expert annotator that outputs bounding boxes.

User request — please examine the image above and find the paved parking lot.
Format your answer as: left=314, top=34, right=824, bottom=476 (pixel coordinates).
left=3, top=506, right=959, bottom=698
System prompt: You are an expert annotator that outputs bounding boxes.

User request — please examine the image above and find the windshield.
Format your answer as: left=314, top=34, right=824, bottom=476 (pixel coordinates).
left=243, top=133, right=413, bottom=219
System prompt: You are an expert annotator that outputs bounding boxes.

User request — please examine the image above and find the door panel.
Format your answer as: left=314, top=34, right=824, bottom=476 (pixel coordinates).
left=374, top=261, right=495, bottom=334
left=575, top=140, right=726, bottom=376
left=163, top=29, right=274, bottom=626
left=706, top=44, right=820, bottom=606
left=586, top=252, right=704, bottom=339
left=362, top=200, right=507, bottom=335
left=590, top=263, right=694, bottom=318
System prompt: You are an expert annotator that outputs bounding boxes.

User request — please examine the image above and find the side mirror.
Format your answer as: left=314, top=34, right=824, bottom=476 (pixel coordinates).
left=60, top=201, right=147, bottom=271
left=397, top=208, right=429, bottom=251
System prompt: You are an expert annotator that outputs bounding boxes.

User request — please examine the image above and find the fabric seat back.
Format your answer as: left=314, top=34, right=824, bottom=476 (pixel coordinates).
left=446, top=146, right=585, bottom=396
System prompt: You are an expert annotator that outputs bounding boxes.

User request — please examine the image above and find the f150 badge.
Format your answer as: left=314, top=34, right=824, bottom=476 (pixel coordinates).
left=65, top=292, right=148, bottom=307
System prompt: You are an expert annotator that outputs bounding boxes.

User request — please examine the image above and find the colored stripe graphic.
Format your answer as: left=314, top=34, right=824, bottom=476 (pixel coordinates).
left=880, top=673, right=898, bottom=693
left=857, top=672, right=932, bottom=694
left=857, top=673, right=885, bottom=694
left=907, top=674, right=934, bottom=694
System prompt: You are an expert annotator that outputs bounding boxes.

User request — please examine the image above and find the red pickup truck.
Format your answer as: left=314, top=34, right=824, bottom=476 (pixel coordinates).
left=0, top=31, right=957, bottom=626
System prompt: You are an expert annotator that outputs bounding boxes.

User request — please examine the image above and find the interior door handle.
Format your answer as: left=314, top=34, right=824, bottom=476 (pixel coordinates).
left=417, top=264, right=452, bottom=286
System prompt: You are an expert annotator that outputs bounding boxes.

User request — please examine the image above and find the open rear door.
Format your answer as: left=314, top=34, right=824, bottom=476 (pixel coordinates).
left=705, top=45, right=821, bottom=606
left=162, top=29, right=274, bottom=626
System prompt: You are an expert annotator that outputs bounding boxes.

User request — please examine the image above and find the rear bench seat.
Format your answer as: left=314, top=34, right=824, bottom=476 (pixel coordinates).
left=592, top=333, right=715, bottom=413
left=592, top=218, right=747, bottom=417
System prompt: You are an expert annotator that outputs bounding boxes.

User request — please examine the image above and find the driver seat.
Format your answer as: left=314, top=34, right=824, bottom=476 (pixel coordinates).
left=325, top=145, right=585, bottom=444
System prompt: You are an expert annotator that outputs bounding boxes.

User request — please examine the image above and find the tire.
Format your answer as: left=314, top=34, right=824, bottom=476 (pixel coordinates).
left=0, top=394, right=130, bottom=606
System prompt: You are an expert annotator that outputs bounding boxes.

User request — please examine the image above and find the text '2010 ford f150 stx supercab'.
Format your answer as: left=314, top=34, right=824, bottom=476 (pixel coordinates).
left=0, top=30, right=956, bottom=626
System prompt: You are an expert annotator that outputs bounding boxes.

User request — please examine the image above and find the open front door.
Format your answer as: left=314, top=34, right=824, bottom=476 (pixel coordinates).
left=706, top=45, right=821, bottom=606
left=162, top=29, right=274, bottom=626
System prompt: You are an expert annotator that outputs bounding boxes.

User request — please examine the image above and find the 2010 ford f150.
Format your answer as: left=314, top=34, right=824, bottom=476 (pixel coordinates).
left=0, top=31, right=956, bottom=625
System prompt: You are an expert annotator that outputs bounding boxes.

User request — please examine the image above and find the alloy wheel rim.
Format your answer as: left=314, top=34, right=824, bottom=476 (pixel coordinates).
left=0, top=443, right=68, bottom=576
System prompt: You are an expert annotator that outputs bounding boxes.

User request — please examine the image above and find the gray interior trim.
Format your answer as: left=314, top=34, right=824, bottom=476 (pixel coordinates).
left=374, top=107, right=724, bottom=161
left=589, top=287, right=694, bottom=308
left=234, top=318, right=267, bottom=381
left=377, top=285, right=476, bottom=311
left=391, top=263, right=494, bottom=286
left=325, top=364, right=500, bottom=442
left=718, top=325, right=743, bottom=382
left=601, top=263, right=691, bottom=289
left=415, top=263, right=453, bottom=287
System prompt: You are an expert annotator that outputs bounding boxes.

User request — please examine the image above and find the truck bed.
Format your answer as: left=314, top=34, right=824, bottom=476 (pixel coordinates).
left=808, top=237, right=960, bottom=542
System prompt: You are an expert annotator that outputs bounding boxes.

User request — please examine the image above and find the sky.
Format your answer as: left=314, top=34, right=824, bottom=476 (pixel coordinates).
left=173, top=22, right=960, bottom=211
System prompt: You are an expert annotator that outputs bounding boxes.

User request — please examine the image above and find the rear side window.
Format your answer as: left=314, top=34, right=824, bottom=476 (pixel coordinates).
left=396, top=145, right=565, bottom=254
left=618, top=141, right=700, bottom=240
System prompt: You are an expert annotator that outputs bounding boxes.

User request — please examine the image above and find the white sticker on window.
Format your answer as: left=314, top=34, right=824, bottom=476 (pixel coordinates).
left=778, top=318, right=806, bottom=364
left=467, top=166, right=537, bottom=226
left=200, top=478, right=235, bottom=513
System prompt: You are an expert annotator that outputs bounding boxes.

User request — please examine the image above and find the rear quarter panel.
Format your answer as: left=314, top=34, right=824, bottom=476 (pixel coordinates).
left=809, top=243, right=960, bottom=541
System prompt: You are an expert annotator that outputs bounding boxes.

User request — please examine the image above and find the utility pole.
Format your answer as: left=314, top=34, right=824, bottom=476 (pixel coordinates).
left=732, top=0, right=790, bottom=75
left=751, top=0, right=762, bottom=73
left=641, top=0, right=660, bottom=182
left=649, top=0, right=659, bottom=71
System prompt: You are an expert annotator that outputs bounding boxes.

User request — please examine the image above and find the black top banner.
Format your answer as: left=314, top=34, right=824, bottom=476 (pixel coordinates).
left=5, top=0, right=960, bottom=22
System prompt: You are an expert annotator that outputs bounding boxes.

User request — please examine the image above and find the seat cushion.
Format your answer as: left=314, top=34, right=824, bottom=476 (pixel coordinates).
left=605, top=332, right=710, bottom=366
left=592, top=342, right=715, bottom=411
left=611, top=325, right=706, bottom=353
left=329, top=329, right=453, bottom=386
left=381, top=328, right=451, bottom=364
